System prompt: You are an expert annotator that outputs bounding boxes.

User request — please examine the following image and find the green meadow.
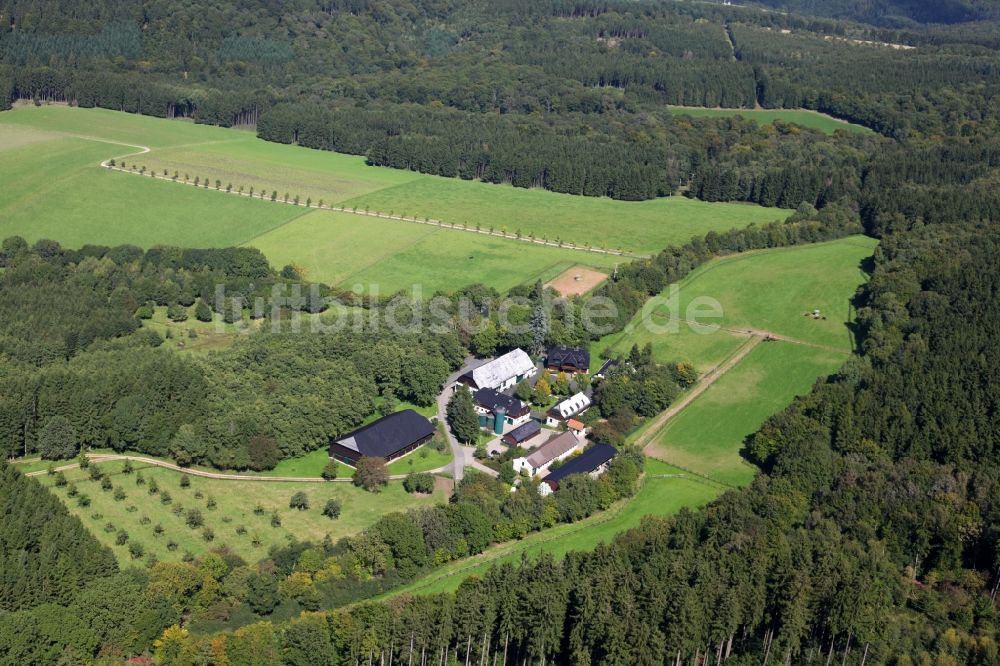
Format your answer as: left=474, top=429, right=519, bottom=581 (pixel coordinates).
left=646, top=341, right=845, bottom=487
left=0, top=106, right=786, bottom=266
left=37, top=460, right=445, bottom=567
left=667, top=106, right=874, bottom=135
left=389, top=458, right=721, bottom=596
left=595, top=236, right=876, bottom=374
left=340, top=179, right=784, bottom=255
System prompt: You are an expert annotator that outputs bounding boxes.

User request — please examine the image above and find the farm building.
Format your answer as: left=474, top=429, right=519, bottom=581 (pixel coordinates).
left=457, top=349, right=535, bottom=391
left=512, top=431, right=584, bottom=477
left=539, top=443, right=618, bottom=496
left=328, top=409, right=436, bottom=465
left=473, top=388, right=531, bottom=431
left=545, top=346, right=590, bottom=373
left=502, top=420, right=543, bottom=447
left=546, top=392, right=592, bottom=426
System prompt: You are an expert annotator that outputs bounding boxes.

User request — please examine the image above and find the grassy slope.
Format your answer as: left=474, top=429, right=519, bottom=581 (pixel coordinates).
left=1, top=106, right=786, bottom=257
left=667, top=106, right=874, bottom=134
left=0, top=125, right=302, bottom=247
left=342, top=179, right=784, bottom=255
left=37, top=460, right=445, bottom=566
left=647, top=341, right=844, bottom=486
left=249, top=209, right=620, bottom=294
left=595, top=236, right=877, bottom=373
left=389, top=459, right=721, bottom=596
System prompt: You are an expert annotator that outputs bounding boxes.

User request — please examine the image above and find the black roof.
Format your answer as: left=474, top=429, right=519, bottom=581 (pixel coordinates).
left=333, top=409, right=435, bottom=458
left=546, top=346, right=590, bottom=369
left=504, top=420, right=541, bottom=442
left=596, top=358, right=619, bottom=376
left=474, top=387, right=524, bottom=414
left=543, top=444, right=617, bottom=485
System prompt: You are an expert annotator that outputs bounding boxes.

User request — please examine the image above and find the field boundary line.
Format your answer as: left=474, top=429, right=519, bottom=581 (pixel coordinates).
left=99, top=159, right=649, bottom=259
left=634, top=335, right=763, bottom=452
left=21, top=453, right=450, bottom=483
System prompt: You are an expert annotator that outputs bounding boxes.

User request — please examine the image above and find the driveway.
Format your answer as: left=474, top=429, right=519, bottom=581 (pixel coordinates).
left=437, top=357, right=503, bottom=482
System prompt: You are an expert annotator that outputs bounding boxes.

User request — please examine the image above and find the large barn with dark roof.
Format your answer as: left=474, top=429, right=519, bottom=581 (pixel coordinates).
left=328, top=409, right=436, bottom=465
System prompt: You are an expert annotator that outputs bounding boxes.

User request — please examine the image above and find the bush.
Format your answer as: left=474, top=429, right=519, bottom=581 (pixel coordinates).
left=77, top=494, right=92, bottom=507
left=352, top=457, right=388, bottom=492
left=322, top=499, right=342, bottom=519
left=66, top=483, right=78, bottom=497
left=115, top=529, right=129, bottom=545
left=186, top=508, right=204, bottom=528
left=160, top=491, right=172, bottom=505
left=122, top=460, right=134, bottom=474
left=113, top=486, right=126, bottom=501
left=246, top=435, right=281, bottom=471
left=103, top=522, right=116, bottom=533
left=289, top=491, right=309, bottom=510
left=100, top=476, right=113, bottom=491
left=54, top=472, right=67, bottom=487
left=128, top=542, right=145, bottom=560
left=167, top=540, right=178, bottom=551
left=167, top=303, right=188, bottom=322
left=403, top=472, right=435, bottom=494
left=206, top=496, right=217, bottom=510
left=179, top=474, right=190, bottom=488
left=321, top=459, right=339, bottom=480
left=270, top=512, right=281, bottom=527
left=153, top=524, right=164, bottom=537
left=89, top=465, right=103, bottom=482
left=202, top=527, right=215, bottom=542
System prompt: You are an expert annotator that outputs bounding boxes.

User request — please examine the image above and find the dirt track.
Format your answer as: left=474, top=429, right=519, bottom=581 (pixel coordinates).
left=21, top=453, right=446, bottom=482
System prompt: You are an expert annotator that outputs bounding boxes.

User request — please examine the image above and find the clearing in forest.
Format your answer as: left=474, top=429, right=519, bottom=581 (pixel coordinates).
left=667, top=106, right=874, bottom=134
left=595, top=236, right=876, bottom=485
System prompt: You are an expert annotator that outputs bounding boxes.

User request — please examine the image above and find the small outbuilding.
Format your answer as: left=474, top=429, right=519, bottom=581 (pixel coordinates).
left=502, top=420, right=543, bottom=447
left=329, top=409, right=436, bottom=466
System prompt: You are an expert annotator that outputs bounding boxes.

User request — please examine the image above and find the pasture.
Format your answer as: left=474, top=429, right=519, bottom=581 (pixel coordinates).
left=645, top=341, right=844, bottom=487
left=667, top=106, right=874, bottom=134
left=0, top=106, right=785, bottom=261
left=595, top=236, right=876, bottom=373
left=389, top=458, right=721, bottom=596
left=37, top=459, right=445, bottom=567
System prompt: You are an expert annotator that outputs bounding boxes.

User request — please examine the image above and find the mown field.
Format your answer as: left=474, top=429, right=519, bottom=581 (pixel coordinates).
left=0, top=106, right=785, bottom=262
left=595, top=236, right=877, bottom=373
left=667, top=106, right=874, bottom=134
left=646, top=341, right=844, bottom=487
left=339, top=179, right=784, bottom=255
left=37, top=460, right=445, bottom=566
left=388, top=458, right=721, bottom=596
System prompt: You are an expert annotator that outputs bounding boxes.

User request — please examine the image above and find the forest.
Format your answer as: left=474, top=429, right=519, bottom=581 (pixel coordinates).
left=1, top=0, right=999, bottom=663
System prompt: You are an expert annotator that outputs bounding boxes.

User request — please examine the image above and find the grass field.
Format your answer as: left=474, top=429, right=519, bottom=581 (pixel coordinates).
left=0, top=106, right=786, bottom=262
left=667, top=106, right=874, bottom=135
left=340, top=179, right=784, bottom=255
left=36, top=460, right=445, bottom=566
left=646, top=341, right=844, bottom=486
left=389, top=458, right=721, bottom=596
left=595, top=236, right=877, bottom=373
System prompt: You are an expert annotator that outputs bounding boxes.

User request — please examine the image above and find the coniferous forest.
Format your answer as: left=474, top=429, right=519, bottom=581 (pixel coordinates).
left=1, top=0, right=1000, bottom=664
